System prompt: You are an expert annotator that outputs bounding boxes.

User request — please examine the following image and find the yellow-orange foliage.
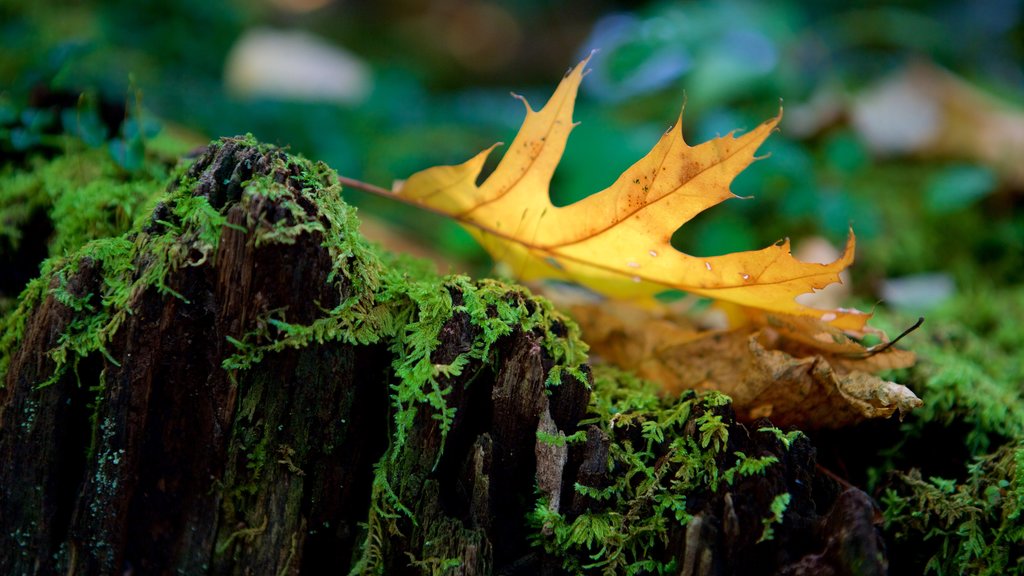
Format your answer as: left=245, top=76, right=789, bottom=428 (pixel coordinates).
left=396, top=57, right=869, bottom=331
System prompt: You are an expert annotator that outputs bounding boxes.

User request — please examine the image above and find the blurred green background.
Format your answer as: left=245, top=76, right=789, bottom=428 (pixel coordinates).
left=3, top=0, right=1023, bottom=305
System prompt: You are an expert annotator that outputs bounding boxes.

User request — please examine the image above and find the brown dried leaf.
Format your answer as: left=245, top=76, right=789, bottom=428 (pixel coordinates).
left=570, top=301, right=920, bottom=429
left=853, top=60, right=1024, bottom=186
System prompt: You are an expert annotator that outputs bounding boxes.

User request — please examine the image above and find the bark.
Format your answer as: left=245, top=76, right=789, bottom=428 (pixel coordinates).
left=0, top=138, right=886, bottom=575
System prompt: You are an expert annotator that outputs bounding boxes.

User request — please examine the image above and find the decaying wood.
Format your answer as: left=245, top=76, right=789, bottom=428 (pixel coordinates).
left=0, top=139, right=885, bottom=575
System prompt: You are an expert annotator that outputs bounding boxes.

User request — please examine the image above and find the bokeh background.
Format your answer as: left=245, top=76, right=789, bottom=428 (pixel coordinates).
left=3, top=0, right=1023, bottom=309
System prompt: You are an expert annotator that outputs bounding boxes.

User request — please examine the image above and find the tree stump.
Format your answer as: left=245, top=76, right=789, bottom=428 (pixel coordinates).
left=0, top=137, right=886, bottom=575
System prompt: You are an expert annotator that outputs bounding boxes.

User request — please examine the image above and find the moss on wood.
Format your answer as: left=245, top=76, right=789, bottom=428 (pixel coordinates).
left=1, top=123, right=1022, bottom=575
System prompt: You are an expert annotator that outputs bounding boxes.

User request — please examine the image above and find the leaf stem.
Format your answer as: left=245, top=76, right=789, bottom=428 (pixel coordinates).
left=866, top=317, right=924, bottom=356
left=338, top=174, right=482, bottom=225
left=337, top=175, right=394, bottom=197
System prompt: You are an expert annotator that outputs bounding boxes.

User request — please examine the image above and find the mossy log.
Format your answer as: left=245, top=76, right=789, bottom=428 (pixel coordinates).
left=1, top=138, right=886, bottom=575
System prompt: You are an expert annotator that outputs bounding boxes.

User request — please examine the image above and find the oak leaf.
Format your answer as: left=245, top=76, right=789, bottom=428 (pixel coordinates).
left=395, top=57, right=870, bottom=331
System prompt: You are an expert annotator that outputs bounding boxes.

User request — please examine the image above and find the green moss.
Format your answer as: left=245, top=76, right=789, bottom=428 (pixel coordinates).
left=863, top=287, right=1024, bottom=460
left=723, top=452, right=780, bottom=486
left=405, top=555, right=462, bottom=575
left=913, top=289, right=1024, bottom=446
left=0, top=132, right=176, bottom=374
left=871, top=287, right=1024, bottom=575
left=883, top=443, right=1024, bottom=575
left=1, top=183, right=229, bottom=387
left=0, top=144, right=169, bottom=260
left=757, top=493, right=791, bottom=544
left=529, top=366, right=792, bottom=575
left=347, top=271, right=589, bottom=574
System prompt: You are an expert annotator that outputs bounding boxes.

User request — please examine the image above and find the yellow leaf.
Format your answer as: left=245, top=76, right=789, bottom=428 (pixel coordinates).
left=397, top=57, right=868, bottom=331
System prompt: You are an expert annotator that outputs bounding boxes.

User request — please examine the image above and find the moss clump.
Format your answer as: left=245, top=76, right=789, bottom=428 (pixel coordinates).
left=0, top=146, right=170, bottom=315
left=0, top=150, right=166, bottom=255
left=0, top=110, right=180, bottom=374
left=883, top=443, right=1024, bottom=576
left=0, top=151, right=231, bottom=386
left=897, top=288, right=1024, bottom=449
left=870, top=287, right=1024, bottom=575
left=529, top=366, right=801, bottom=575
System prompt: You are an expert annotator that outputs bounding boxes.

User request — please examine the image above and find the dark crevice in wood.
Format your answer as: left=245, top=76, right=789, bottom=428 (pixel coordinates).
left=0, top=206, right=53, bottom=300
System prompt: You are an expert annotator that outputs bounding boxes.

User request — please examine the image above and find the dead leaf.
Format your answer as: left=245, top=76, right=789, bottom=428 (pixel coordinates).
left=394, top=56, right=870, bottom=332
left=853, top=60, right=1024, bottom=187
left=569, top=301, right=920, bottom=429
